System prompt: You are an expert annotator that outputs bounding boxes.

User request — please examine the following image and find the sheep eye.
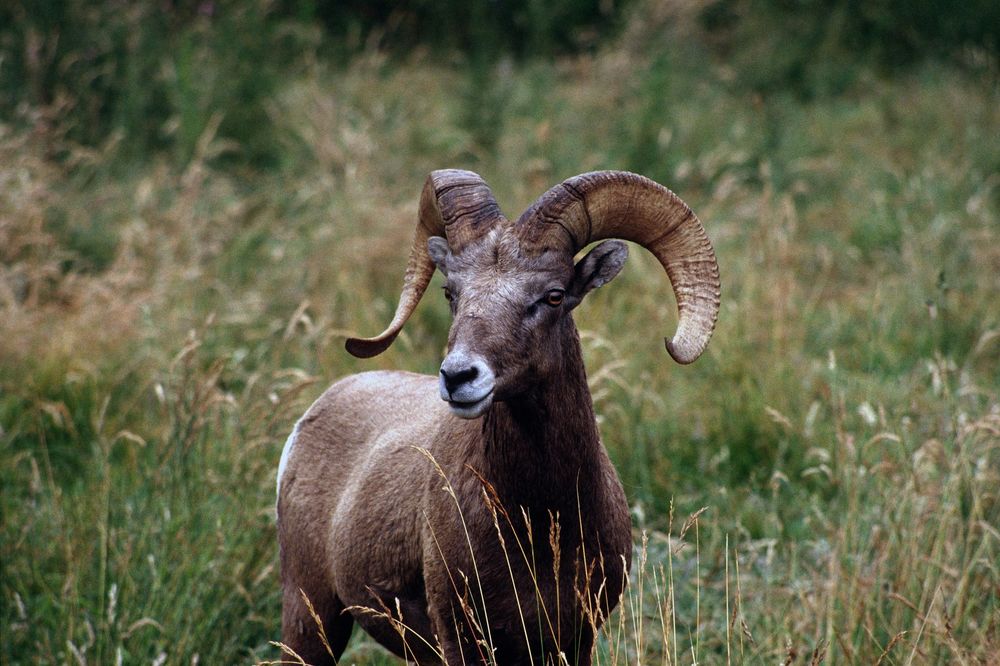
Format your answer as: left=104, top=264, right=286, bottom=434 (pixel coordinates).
left=443, top=287, right=454, bottom=302
left=544, top=290, right=564, bottom=307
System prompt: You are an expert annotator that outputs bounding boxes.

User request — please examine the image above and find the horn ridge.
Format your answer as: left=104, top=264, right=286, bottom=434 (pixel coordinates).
left=559, top=181, right=595, bottom=247
left=345, top=169, right=503, bottom=358
left=515, top=170, right=721, bottom=364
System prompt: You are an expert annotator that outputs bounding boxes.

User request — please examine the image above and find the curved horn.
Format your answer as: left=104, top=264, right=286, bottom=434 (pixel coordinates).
left=515, top=171, right=720, bottom=364
left=345, top=169, right=503, bottom=358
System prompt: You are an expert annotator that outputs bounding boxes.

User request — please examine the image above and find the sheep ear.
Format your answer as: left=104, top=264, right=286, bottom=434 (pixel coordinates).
left=427, top=236, right=450, bottom=276
left=567, top=240, right=628, bottom=308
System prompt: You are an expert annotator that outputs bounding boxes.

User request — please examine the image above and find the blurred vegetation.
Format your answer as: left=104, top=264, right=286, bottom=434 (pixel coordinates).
left=1, top=0, right=999, bottom=664
left=299, top=0, right=627, bottom=57
left=0, top=0, right=626, bottom=164
left=1, top=0, right=318, bottom=165
left=2, top=0, right=997, bottom=162
left=702, top=0, right=1000, bottom=96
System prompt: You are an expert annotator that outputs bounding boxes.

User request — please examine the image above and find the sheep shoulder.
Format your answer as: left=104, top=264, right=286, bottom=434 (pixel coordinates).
left=277, top=371, right=460, bottom=599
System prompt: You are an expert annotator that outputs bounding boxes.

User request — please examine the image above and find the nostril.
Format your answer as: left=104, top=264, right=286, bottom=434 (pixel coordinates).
left=440, top=365, right=479, bottom=393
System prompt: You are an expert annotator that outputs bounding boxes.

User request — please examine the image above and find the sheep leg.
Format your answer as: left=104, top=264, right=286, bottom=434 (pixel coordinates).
left=425, top=596, right=491, bottom=666
left=351, top=587, right=441, bottom=664
left=569, top=630, right=595, bottom=666
left=281, top=585, right=353, bottom=666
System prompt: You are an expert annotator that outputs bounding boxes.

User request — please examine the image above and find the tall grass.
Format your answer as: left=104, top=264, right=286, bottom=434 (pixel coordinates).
left=2, top=2, right=998, bottom=663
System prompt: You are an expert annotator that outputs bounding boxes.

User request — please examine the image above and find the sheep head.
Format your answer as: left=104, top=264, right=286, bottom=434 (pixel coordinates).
left=346, top=169, right=721, bottom=418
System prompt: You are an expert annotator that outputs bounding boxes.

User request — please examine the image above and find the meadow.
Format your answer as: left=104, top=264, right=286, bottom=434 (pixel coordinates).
left=1, top=1, right=998, bottom=663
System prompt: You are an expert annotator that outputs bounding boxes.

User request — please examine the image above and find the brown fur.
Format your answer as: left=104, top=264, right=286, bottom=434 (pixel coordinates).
left=278, top=227, right=634, bottom=665
left=277, top=170, right=719, bottom=664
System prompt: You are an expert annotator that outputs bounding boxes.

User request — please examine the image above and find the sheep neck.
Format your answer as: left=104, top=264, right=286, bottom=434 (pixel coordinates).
left=478, top=326, right=603, bottom=512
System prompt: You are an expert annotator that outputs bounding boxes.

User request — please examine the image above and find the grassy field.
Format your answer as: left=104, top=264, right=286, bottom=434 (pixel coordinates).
left=2, top=5, right=998, bottom=664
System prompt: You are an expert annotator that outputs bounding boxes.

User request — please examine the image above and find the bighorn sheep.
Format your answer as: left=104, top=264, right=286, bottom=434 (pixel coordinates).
left=276, top=170, right=720, bottom=665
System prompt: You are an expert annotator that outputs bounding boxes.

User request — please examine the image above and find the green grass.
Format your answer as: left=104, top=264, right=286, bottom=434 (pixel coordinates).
left=2, top=6, right=999, bottom=663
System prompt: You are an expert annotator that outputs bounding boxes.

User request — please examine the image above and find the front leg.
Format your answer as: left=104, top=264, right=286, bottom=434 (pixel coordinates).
left=426, top=586, right=493, bottom=665
left=350, top=588, right=440, bottom=664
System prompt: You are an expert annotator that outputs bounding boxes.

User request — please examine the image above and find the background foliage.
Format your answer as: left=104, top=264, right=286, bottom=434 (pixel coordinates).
left=1, top=0, right=998, bottom=664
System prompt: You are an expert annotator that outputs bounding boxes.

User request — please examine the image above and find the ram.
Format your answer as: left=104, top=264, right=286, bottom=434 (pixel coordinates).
left=276, top=169, right=720, bottom=665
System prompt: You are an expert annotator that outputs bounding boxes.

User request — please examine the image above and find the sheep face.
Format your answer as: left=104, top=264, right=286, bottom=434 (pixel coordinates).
left=428, top=228, right=628, bottom=419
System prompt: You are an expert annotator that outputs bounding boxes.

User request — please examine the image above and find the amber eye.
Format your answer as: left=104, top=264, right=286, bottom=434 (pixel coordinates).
left=545, top=290, right=564, bottom=307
